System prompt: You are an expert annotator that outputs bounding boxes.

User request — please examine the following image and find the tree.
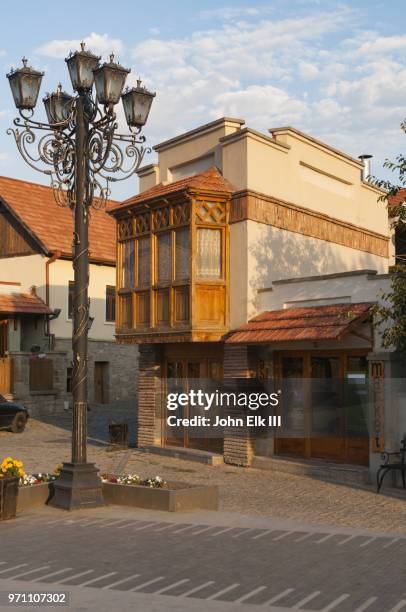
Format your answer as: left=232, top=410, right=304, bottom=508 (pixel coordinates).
left=372, top=119, right=406, bottom=356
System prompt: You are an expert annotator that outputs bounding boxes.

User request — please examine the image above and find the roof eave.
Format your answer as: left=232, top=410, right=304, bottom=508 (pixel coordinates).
left=0, top=195, right=49, bottom=255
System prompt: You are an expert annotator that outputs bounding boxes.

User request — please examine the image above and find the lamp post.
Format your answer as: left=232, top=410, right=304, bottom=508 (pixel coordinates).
left=6, top=44, right=155, bottom=510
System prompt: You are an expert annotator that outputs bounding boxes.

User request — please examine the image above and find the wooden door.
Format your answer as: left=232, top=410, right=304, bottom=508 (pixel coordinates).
left=0, top=320, right=7, bottom=357
left=275, top=355, right=307, bottom=457
left=94, top=362, right=109, bottom=404
left=0, top=357, right=13, bottom=394
left=163, top=345, right=223, bottom=453
left=310, top=356, right=345, bottom=461
left=275, top=351, right=369, bottom=465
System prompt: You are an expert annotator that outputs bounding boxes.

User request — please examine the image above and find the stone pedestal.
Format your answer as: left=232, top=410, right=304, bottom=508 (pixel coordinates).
left=48, top=463, right=104, bottom=511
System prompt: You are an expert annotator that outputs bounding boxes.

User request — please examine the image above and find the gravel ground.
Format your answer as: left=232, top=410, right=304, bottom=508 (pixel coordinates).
left=1, top=410, right=406, bottom=534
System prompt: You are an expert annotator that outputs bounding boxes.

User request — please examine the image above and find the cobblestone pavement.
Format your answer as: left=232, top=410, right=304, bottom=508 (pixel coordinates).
left=1, top=506, right=406, bottom=611
left=1, top=410, right=406, bottom=534
left=0, top=404, right=136, bottom=476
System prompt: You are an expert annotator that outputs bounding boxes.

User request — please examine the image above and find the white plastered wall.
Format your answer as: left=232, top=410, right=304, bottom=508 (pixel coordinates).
left=229, top=220, right=389, bottom=328
left=48, top=259, right=116, bottom=341
left=0, top=255, right=47, bottom=299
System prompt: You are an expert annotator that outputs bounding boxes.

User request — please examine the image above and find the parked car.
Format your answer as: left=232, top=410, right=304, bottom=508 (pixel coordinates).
left=0, top=395, right=29, bottom=433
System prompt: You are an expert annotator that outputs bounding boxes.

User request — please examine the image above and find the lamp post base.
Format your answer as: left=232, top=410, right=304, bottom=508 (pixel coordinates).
left=49, top=463, right=104, bottom=511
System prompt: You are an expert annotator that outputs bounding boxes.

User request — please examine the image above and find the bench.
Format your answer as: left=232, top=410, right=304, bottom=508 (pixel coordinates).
left=376, top=438, right=406, bottom=493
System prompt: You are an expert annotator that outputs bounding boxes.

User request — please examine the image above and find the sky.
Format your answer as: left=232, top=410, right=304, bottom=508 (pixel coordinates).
left=0, top=0, right=406, bottom=200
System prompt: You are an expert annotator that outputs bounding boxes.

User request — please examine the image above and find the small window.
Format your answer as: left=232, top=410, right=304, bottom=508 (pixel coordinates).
left=156, top=232, right=172, bottom=283
left=122, top=241, right=135, bottom=288
left=67, top=367, right=73, bottom=393
left=138, top=236, right=151, bottom=287
left=120, top=294, right=133, bottom=329
left=68, top=281, right=74, bottom=319
left=156, top=289, right=170, bottom=325
left=105, top=285, right=116, bottom=322
left=136, top=292, right=150, bottom=327
left=196, top=228, right=222, bottom=279
left=175, top=228, right=189, bottom=281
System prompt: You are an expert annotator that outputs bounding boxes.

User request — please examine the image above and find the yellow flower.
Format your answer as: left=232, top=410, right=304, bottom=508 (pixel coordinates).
left=18, top=469, right=25, bottom=478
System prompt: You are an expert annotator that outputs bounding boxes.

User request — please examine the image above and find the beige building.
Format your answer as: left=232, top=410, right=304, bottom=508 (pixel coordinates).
left=110, top=117, right=400, bottom=479
left=0, top=176, right=137, bottom=415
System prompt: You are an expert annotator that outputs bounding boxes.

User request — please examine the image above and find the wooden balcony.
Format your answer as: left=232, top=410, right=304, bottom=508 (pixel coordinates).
left=113, top=173, right=231, bottom=345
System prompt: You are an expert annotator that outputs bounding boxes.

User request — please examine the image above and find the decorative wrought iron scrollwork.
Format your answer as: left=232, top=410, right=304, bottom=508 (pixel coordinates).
left=7, top=93, right=150, bottom=210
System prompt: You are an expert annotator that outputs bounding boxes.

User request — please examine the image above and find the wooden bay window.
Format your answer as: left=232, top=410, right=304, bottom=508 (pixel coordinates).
left=116, top=193, right=229, bottom=339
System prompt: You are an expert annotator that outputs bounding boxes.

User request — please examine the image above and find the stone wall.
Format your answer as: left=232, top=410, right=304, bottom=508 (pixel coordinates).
left=7, top=340, right=139, bottom=417
left=54, top=338, right=139, bottom=405
left=8, top=351, right=67, bottom=416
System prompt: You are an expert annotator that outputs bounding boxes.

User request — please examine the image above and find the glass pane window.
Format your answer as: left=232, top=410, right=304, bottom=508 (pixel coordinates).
left=105, top=285, right=116, bottom=322
left=156, top=289, right=170, bottom=325
left=156, top=232, right=171, bottom=283
left=138, top=236, right=151, bottom=287
left=175, top=228, right=189, bottom=281
left=122, top=241, right=135, bottom=288
left=174, top=287, right=189, bottom=322
left=120, top=295, right=132, bottom=329
left=136, top=292, right=150, bottom=327
left=196, top=228, right=222, bottom=279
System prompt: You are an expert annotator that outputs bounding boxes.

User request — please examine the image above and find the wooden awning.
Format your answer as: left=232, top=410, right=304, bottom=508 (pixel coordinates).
left=225, top=302, right=374, bottom=344
left=0, top=293, right=52, bottom=315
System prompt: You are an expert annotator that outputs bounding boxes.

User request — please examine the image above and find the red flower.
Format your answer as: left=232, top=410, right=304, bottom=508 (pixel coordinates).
left=109, top=476, right=118, bottom=483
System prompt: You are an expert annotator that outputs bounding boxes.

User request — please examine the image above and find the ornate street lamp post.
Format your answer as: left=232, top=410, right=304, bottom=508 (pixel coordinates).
left=6, top=45, right=155, bottom=510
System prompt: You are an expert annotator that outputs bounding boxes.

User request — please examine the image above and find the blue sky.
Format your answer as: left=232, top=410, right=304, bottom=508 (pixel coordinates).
left=1, top=0, right=406, bottom=200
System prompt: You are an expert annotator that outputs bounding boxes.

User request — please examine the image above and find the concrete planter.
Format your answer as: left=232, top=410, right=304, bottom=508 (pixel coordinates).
left=102, top=482, right=219, bottom=512
left=17, top=482, right=54, bottom=512
left=17, top=481, right=219, bottom=513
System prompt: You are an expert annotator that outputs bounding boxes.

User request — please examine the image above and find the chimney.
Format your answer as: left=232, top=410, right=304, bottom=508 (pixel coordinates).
left=358, top=154, right=373, bottom=182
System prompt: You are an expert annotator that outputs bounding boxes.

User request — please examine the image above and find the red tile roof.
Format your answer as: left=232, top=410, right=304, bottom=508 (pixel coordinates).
left=388, top=188, right=406, bottom=208
left=0, top=293, right=52, bottom=315
left=0, top=176, right=118, bottom=263
left=225, top=302, right=374, bottom=344
left=110, top=167, right=234, bottom=214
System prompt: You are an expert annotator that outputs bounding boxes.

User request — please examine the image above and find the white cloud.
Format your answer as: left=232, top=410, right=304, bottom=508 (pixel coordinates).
left=36, top=33, right=124, bottom=60
left=130, top=7, right=356, bottom=144
left=198, top=6, right=264, bottom=20
left=355, top=35, right=406, bottom=56
left=298, top=62, right=320, bottom=80
left=212, top=85, right=307, bottom=126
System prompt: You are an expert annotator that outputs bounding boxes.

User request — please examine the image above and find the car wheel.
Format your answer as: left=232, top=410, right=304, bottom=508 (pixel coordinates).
left=11, top=412, right=27, bottom=433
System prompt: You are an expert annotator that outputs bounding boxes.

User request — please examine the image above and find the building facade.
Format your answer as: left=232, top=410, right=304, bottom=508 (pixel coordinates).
left=110, top=117, right=402, bottom=479
left=0, top=176, right=138, bottom=415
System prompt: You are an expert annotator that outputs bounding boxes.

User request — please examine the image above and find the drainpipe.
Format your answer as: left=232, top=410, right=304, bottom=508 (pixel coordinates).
left=45, top=251, right=61, bottom=347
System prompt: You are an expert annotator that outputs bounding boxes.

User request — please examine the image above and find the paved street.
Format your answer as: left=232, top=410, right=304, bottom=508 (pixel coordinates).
left=2, top=410, right=406, bottom=533
left=0, top=506, right=405, bottom=612
left=0, top=404, right=136, bottom=475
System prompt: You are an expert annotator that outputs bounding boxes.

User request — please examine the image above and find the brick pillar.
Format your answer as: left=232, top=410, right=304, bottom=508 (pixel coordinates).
left=137, top=345, right=162, bottom=448
left=223, top=344, right=254, bottom=466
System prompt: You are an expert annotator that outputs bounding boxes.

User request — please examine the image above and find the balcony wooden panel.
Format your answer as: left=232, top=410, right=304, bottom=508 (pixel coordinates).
left=194, top=285, right=226, bottom=327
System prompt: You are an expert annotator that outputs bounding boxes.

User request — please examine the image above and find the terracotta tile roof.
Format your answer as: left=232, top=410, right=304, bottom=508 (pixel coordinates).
left=225, top=302, right=374, bottom=344
left=0, top=176, right=118, bottom=263
left=388, top=188, right=406, bottom=208
left=0, top=293, right=52, bottom=315
left=110, top=167, right=234, bottom=213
